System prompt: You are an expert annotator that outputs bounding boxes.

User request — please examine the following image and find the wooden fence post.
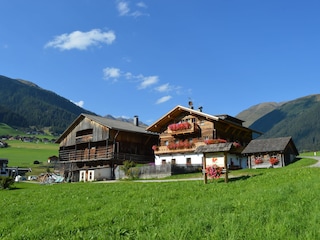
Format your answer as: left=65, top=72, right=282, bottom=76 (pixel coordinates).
left=203, top=156, right=207, bottom=184
left=224, top=152, right=228, bottom=183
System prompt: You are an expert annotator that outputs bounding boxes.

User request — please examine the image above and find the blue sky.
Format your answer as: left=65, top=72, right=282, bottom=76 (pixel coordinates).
left=1, top=1, right=320, bottom=124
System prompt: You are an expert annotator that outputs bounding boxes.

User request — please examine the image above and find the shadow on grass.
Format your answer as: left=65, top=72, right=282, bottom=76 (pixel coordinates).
left=217, top=173, right=264, bottom=183
left=227, top=174, right=256, bottom=182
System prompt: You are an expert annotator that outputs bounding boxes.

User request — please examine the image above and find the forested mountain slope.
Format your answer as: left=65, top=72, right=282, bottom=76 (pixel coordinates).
left=247, top=95, right=320, bottom=152
left=0, top=75, right=96, bottom=134
left=236, top=102, right=283, bottom=127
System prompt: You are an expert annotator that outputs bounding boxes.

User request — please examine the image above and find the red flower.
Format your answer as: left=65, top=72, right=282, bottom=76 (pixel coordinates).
left=270, top=157, right=279, bottom=165
left=205, top=139, right=227, bottom=145
left=168, top=122, right=191, bottom=131
left=205, top=164, right=223, bottom=179
left=254, top=158, right=263, bottom=164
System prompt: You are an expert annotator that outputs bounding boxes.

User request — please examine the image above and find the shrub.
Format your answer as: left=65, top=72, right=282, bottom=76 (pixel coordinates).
left=0, top=176, right=14, bottom=190
left=121, top=160, right=138, bottom=179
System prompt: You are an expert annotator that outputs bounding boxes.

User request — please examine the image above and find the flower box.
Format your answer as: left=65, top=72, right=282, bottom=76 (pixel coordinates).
left=254, top=158, right=263, bottom=164
left=269, top=157, right=279, bottom=165
left=204, top=139, right=227, bottom=145
left=168, top=122, right=191, bottom=131
left=167, top=140, right=194, bottom=150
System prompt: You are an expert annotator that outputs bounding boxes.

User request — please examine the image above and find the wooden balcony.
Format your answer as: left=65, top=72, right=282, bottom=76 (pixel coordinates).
left=167, top=122, right=197, bottom=135
left=154, top=142, right=205, bottom=154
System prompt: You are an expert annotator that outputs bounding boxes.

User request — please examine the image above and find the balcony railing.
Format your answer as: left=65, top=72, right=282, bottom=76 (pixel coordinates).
left=59, top=146, right=113, bottom=162
left=59, top=147, right=154, bottom=163
left=154, top=142, right=205, bottom=154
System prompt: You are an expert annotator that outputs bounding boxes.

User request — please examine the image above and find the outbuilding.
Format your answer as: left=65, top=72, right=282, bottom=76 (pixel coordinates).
left=242, top=136, right=299, bottom=168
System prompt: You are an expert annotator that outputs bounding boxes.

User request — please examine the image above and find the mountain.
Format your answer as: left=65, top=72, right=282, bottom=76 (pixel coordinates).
left=103, top=114, right=148, bottom=127
left=1, top=74, right=320, bottom=151
left=0, top=75, right=96, bottom=134
left=238, top=94, right=320, bottom=152
left=236, top=102, right=283, bottom=127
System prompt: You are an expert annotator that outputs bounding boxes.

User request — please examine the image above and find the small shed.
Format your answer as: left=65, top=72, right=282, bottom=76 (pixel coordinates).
left=241, top=137, right=299, bottom=168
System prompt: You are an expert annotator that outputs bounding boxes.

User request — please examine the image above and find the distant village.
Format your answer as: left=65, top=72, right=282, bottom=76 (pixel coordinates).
left=0, top=134, right=56, bottom=147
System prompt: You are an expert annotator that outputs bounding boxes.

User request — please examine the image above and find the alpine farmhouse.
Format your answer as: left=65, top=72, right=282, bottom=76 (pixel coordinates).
left=55, top=114, right=158, bottom=182
left=146, top=104, right=258, bottom=171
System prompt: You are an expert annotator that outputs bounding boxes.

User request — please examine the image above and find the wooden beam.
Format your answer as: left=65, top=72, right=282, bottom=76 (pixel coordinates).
left=224, top=152, right=229, bottom=183
left=203, top=156, right=207, bottom=184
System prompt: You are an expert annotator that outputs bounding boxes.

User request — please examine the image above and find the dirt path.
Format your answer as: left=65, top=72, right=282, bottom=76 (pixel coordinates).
left=307, top=156, right=320, bottom=167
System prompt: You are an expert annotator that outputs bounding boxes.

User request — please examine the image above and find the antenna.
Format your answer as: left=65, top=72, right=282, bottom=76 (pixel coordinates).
left=188, top=98, right=194, bottom=109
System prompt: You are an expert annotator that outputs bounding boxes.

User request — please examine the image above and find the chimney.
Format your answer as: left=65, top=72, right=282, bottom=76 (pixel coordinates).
left=188, top=101, right=194, bottom=109
left=198, top=106, right=203, bottom=112
left=133, top=115, right=139, bottom=126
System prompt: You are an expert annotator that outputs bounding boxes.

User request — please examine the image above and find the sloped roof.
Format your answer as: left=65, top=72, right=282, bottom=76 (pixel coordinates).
left=195, top=142, right=234, bottom=153
left=82, top=114, right=155, bottom=134
left=56, top=114, right=157, bottom=143
left=241, top=137, right=298, bottom=155
left=146, top=105, right=250, bottom=133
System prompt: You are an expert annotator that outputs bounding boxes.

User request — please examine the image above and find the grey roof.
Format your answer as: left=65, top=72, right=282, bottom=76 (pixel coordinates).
left=56, top=113, right=158, bottom=143
left=241, top=137, right=296, bottom=154
left=195, top=142, right=233, bottom=153
left=83, top=114, right=157, bottom=135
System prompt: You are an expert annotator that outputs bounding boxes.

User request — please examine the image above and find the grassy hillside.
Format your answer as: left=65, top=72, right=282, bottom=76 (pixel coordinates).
left=1, top=158, right=319, bottom=239
left=0, top=123, right=24, bottom=135
left=0, top=140, right=59, bottom=175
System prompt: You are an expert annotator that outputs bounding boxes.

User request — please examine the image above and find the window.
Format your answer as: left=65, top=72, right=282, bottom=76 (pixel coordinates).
left=171, top=159, right=176, bottom=165
left=76, top=129, right=93, bottom=143
left=162, top=159, right=166, bottom=165
left=186, top=158, right=191, bottom=165
left=80, top=172, right=85, bottom=181
left=76, top=129, right=93, bottom=137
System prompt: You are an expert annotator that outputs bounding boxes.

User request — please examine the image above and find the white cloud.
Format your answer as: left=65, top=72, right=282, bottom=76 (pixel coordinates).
left=117, top=1, right=130, bottom=16
left=102, top=66, right=159, bottom=89
left=45, top=29, right=116, bottom=50
left=139, top=76, right=159, bottom=89
left=103, top=67, right=121, bottom=80
left=155, top=83, right=171, bottom=92
left=71, top=100, right=84, bottom=107
left=137, top=2, right=147, bottom=8
left=116, top=1, right=148, bottom=17
left=156, top=96, right=172, bottom=104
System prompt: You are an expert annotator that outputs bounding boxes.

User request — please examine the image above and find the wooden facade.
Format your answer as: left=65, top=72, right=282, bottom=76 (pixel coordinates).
left=56, top=114, right=159, bottom=181
left=147, top=105, right=255, bottom=168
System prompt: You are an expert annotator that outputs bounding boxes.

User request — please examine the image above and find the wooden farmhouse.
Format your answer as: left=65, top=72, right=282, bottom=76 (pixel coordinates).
left=56, top=114, right=159, bottom=182
left=146, top=105, right=257, bottom=171
left=242, top=137, right=299, bottom=168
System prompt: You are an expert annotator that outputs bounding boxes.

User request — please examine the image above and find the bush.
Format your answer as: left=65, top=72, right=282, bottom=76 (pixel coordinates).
left=121, top=160, right=139, bottom=179
left=0, top=176, right=14, bottom=190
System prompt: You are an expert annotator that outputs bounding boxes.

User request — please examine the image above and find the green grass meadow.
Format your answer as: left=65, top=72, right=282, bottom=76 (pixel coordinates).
left=0, top=140, right=58, bottom=175
left=1, top=158, right=320, bottom=240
